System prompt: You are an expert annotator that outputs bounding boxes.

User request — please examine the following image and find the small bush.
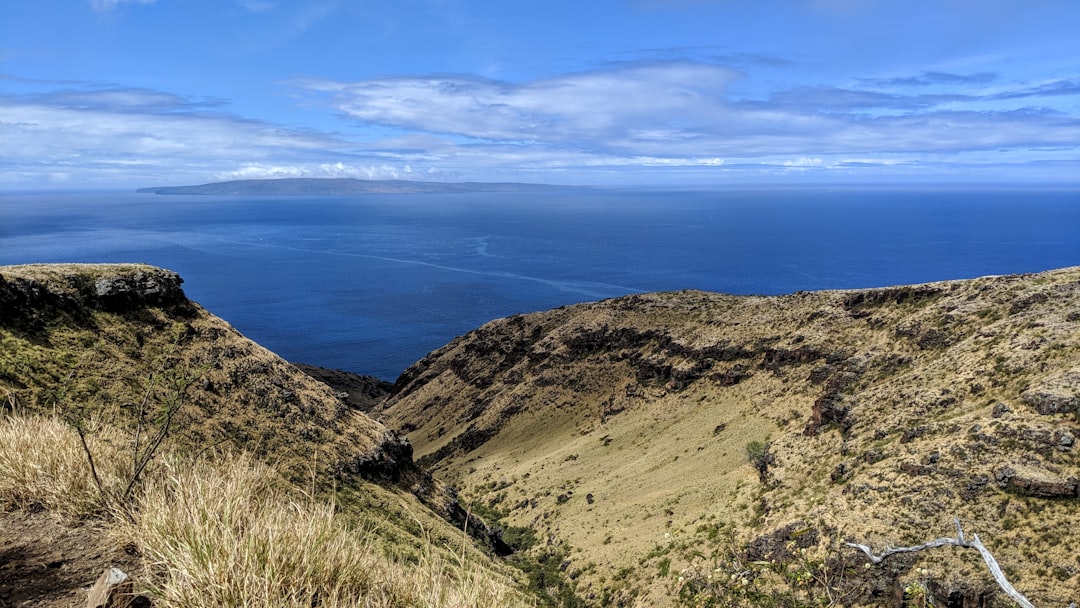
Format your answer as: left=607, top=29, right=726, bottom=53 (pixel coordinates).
left=745, top=440, right=773, bottom=482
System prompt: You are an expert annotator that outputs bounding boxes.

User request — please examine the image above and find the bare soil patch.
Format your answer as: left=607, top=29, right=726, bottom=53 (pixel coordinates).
left=0, top=511, right=141, bottom=608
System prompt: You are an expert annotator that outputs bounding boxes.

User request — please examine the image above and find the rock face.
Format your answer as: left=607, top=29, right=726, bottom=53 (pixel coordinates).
left=1021, top=388, right=1079, bottom=416
left=380, top=267, right=1080, bottom=606
left=996, top=467, right=1079, bottom=499
left=1, top=264, right=184, bottom=306
left=293, top=363, right=395, bottom=410
left=91, top=270, right=186, bottom=310
left=1, top=264, right=187, bottom=333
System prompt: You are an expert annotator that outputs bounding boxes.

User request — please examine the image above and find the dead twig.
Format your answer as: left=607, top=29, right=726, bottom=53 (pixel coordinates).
left=845, top=518, right=1035, bottom=608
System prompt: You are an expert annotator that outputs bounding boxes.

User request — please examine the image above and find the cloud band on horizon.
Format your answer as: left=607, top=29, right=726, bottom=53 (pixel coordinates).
left=2, top=59, right=1078, bottom=187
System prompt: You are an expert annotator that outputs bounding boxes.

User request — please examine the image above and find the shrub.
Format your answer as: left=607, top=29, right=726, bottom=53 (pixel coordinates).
left=745, top=440, right=773, bottom=482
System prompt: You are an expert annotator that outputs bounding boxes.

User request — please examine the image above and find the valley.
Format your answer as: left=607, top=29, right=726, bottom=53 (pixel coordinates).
left=2, top=263, right=1078, bottom=607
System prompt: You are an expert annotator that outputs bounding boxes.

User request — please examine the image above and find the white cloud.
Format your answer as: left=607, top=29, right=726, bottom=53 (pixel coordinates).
left=0, top=84, right=475, bottom=188
left=299, top=61, right=1080, bottom=165
left=216, top=162, right=425, bottom=181
left=0, top=90, right=354, bottom=187
left=301, top=62, right=739, bottom=145
left=783, top=157, right=823, bottom=167
left=0, top=101, right=332, bottom=160
left=4, top=60, right=1079, bottom=189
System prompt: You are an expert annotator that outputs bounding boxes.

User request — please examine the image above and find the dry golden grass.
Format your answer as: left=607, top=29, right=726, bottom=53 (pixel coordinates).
left=0, top=412, right=532, bottom=608
left=0, top=414, right=131, bottom=518
left=130, top=454, right=530, bottom=608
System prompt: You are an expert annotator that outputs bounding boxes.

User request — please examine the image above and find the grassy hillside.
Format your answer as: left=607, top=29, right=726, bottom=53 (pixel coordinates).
left=6, top=262, right=1077, bottom=607
left=379, top=268, right=1080, bottom=607
left=0, top=263, right=529, bottom=607
left=0, top=263, right=404, bottom=483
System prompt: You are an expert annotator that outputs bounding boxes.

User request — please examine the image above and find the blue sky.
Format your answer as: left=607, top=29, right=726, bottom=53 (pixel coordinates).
left=2, top=0, right=1078, bottom=189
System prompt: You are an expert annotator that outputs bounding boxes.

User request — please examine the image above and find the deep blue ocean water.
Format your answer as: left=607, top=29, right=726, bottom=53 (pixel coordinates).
left=2, top=187, right=1077, bottom=379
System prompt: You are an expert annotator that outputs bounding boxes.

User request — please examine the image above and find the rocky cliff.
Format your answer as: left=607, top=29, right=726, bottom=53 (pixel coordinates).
left=379, top=268, right=1080, bottom=606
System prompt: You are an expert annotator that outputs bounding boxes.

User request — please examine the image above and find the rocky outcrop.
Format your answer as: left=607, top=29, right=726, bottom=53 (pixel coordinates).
left=1, top=264, right=185, bottom=311
left=745, top=522, right=819, bottom=563
left=341, top=429, right=414, bottom=482
left=0, top=264, right=188, bottom=334
left=1021, top=388, right=1078, bottom=416
left=842, top=284, right=944, bottom=310
left=91, top=270, right=186, bottom=311
left=996, top=467, right=1079, bottom=499
left=294, top=363, right=395, bottom=410
left=1008, top=476, right=1078, bottom=499
left=804, top=392, right=854, bottom=436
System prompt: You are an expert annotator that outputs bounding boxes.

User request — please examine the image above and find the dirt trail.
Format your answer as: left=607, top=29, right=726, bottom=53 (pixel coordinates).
left=0, top=511, right=141, bottom=608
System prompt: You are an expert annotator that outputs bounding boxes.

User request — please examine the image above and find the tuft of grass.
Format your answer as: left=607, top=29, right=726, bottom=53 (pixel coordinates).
left=131, top=455, right=527, bottom=608
left=0, top=414, right=130, bottom=517
left=0, top=412, right=531, bottom=608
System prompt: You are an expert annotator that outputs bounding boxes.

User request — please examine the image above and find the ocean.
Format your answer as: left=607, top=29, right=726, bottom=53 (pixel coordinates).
left=2, top=186, right=1077, bottom=380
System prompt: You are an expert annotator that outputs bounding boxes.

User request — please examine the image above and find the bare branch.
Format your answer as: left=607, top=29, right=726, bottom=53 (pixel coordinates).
left=844, top=535, right=961, bottom=565
left=122, top=388, right=182, bottom=501
left=72, top=420, right=105, bottom=499
left=131, top=371, right=157, bottom=473
left=968, top=533, right=1035, bottom=608
left=845, top=519, right=1036, bottom=608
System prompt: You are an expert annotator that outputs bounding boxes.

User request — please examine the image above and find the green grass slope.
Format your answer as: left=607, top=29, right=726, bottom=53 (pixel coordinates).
left=379, top=268, right=1080, bottom=607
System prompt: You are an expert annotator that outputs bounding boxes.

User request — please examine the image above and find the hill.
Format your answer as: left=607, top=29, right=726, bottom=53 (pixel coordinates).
left=0, top=263, right=404, bottom=483
left=0, top=263, right=527, bottom=607
left=136, top=177, right=573, bottom=195
left=378, top=268, right=1080, bottom=606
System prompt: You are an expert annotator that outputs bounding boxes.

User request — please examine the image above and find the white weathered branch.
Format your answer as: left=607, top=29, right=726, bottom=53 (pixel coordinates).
left=967, top=532, right=1034, bottom=608
left=845, top=518, right=1036, bottom=608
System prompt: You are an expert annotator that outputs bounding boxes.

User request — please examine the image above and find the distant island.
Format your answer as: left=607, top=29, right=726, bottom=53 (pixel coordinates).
left=137, top=177, right=575, bottom=195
